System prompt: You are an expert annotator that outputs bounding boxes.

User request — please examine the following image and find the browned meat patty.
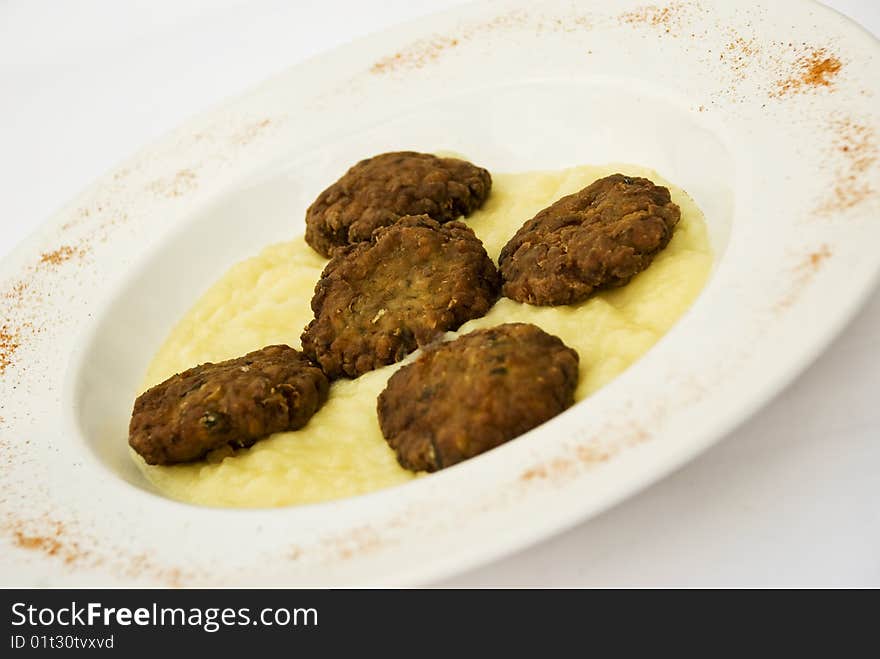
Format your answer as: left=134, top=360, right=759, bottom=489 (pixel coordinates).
left=499, top=174, right=680, bottom=306
left=301, top=215, right=500, bottom=379
left=129, top=345, right=329, bottom=465
left=377, top=323, right=579, bottom=472
left=304, top=151, right=492, bottom=257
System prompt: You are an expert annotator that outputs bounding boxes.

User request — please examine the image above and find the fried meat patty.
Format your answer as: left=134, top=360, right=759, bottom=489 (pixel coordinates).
left=377, top=323, right=579, bottom=472
left=305, top=151, right=492, bottom=257
left=129, top=345, right=329, bottom=465
left=499, top=174, right=680, bottom=306
left=301, top=215, right=500, bottom=379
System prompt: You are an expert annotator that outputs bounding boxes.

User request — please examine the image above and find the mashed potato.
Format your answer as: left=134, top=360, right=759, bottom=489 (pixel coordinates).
left=135, top=164, right=712, bottom=507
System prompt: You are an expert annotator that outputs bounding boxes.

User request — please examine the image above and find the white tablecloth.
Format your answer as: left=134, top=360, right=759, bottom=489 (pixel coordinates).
left=1, top=0, right=876, bottom=586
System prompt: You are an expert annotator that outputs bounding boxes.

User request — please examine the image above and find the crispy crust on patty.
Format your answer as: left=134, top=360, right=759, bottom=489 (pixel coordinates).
left=499, top=174, right=680, bottom=306
left=305, top=151, right=492, bottom=257
left=377, top=323, right=579, bottom=472
left=301, top=215, right=500, bottom=379
left=129, top=345, right=328, bottom=465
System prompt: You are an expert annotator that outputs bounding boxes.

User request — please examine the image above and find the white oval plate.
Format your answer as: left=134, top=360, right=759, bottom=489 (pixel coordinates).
left=1, top=0, right=878, bottom=586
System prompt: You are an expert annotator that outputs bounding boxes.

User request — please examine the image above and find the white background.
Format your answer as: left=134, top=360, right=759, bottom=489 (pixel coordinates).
left=1, top=0, right=877, bottom=586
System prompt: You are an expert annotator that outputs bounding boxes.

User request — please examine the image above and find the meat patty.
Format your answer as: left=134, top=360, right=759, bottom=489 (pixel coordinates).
left=499, top=174, right=680, bottom=306
left=377, top=323, right=579, bottom=472
left=305, top=151, right=492, bottom=257
left=129, top=345, right=329, bottom=465
left=301, top=215, right=500, bottom=379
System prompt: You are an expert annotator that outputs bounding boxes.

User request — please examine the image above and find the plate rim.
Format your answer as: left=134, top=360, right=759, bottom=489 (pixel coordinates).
left=1, top=0, right=878, bottom=586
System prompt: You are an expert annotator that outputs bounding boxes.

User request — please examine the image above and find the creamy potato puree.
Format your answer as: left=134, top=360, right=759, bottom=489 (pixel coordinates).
left=135, top=164, right=712, bottom=507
